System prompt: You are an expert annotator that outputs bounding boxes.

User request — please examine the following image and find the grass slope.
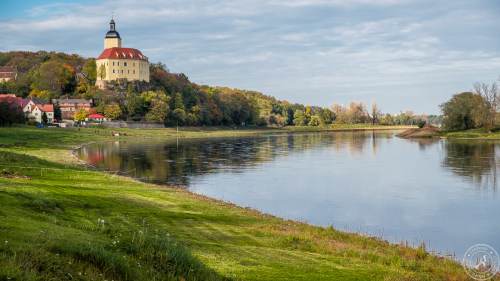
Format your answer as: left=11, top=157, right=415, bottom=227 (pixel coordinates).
left=0, top=126, right=478, bottom=281
left=441, top=128, right=500, bottom=139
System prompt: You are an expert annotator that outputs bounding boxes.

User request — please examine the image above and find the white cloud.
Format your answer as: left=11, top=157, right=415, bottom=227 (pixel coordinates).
left=0, top=0, right=499, bottom=113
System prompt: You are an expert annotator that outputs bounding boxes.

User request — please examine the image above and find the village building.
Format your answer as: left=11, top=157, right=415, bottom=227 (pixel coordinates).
left=86, top=113, right=107, bottom=123
left=21, top=98, right=54, bottom=123
left=52, top=98, right=92, bottom=120
left=0, top=66, right=17, bottom=83
left=29, top=104, right=54, bottom=123
left=95, top=19, right=150, bottom=89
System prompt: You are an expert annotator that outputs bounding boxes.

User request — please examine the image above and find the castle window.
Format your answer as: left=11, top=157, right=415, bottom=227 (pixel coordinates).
left=133, top=70, right=135, bottom=74
left=117, top=62, right=120, bottom=66
left=124, top=62, right=127, bottom=66
left=121, top=70, right=123, bottom=73
left=113, top=69, right=115, bottom=73
left=113, top=62, right=115, bottom=66
left=128, top=70, right=130, bottom=74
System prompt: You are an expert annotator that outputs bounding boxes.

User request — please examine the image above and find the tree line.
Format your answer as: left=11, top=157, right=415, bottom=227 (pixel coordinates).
left=1, top=51, right=434, bottom=127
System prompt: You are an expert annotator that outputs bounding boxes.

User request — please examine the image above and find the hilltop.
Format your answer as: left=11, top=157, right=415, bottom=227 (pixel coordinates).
left=0, top=50, right=433, bottom=128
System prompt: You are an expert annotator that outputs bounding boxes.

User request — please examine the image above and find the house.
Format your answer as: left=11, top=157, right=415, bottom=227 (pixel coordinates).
left=0, top=66, right=17, bottom=83
left=29, top=104, right=54, bottom=123
left=86, top=113, right=107, bottom=123
left=22, top=97, right=46, bottom=114
left=52, top=98, right=92, bottom=120
left=95, top=18, right=150, bottom=89
left=21, top=98, right=54, bottom=123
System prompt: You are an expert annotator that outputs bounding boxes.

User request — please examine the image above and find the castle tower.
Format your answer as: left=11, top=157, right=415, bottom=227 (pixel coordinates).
left=96, top=18, right=150, bottom=89
left=104, top=19, right=122, bottom=49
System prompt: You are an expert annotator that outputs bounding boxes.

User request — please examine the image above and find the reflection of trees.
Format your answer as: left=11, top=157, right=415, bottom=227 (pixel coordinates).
left=443, top=141, right=499, bottom=190
left=78, top=135, right=500, bottom=191
left=404, top=138, right=440, bottom=151
left=78, top=132, right=393, bottom=186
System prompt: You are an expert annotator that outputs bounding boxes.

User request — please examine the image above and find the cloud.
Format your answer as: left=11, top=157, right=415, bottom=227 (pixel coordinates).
left=1, top=0, right=499, bottom=113
left=270, top=0, right=411, bottom=7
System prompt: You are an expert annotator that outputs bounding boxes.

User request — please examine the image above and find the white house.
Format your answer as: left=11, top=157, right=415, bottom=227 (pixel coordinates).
left=23, top=101, right=54, bottom=123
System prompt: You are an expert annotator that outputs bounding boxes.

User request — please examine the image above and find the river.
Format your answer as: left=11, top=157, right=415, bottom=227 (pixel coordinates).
left=77, top=130, right=500, bottom=257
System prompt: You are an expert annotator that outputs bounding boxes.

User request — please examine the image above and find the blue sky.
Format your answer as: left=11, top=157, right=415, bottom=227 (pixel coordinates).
left=1, top=0, right=499, bottom=113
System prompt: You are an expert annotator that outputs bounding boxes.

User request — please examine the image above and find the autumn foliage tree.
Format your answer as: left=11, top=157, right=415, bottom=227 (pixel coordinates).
left=31, top=60, right=76, bottom=98
left=104, top=104, right=122, bottom=120
left=441, top=92, right=488, bottom=130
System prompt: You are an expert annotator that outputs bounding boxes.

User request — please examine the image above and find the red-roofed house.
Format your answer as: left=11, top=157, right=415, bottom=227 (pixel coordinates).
left=86, top=113, right=107, bottom=123
left=95, top=19, right=149, bottom=89
left=22, top=98, right=54, bottom=123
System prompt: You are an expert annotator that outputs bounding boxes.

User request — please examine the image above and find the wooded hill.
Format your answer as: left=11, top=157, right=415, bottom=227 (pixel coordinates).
left=0, top=51, right=429, bottom=126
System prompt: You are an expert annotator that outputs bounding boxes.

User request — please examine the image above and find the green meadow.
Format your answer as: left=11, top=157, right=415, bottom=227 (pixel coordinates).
left=0, top=126, right=481, bottom=281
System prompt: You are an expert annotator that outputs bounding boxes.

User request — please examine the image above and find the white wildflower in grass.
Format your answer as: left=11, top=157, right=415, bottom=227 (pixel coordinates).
left=4, top=240, right=7, bottom=244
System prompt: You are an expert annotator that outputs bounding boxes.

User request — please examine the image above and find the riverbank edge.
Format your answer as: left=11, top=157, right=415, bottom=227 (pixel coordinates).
left=0, top=126, right=473, bottom=280
left=439, top=129, right=500, bottom=140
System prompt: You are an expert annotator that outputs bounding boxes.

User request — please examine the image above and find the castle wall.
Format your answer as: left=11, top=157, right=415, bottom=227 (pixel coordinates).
left=96, top=59, right=150, bottom=84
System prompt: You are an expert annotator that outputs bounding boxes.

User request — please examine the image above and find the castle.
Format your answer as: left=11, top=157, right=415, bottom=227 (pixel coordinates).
left=95, top=19, right=150, bottom=89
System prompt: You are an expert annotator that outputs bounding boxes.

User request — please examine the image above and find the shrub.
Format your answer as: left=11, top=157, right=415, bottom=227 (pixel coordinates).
left=417, top=120, right=426, bottom=128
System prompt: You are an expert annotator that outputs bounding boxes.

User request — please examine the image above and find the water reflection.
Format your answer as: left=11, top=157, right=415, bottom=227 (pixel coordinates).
left=78, top=131, right=394, bottom=185
left=77, top=131, right=500, bottom=256
left=78, top=132, right=499, bottom=190
left=442, top=141, right=499, bottom=190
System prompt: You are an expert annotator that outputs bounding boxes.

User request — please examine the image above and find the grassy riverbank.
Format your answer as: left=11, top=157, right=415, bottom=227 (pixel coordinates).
left=441, top=128, right=500, bottom=139
left=0, top=126, right=476, bottom=281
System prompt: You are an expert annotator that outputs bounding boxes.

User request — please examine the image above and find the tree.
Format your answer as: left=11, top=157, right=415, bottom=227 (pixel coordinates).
left=473, top=82, right=498, bottom=131
left=145, top=99, right=168, bottom=122
left=29, top=89, right=52, bottom=100
left=346, top=102, right=368, bottom=124
left=380, top=113, right=395, bottom=125
left=308, top=115, right=321, bottom=126
left=82, top=59, right=97, bottom=84
left=74, top=108, right=88, bottom=123
left=31, top=60, right=76, bottom=97
left=370, top=103, right=381, bottom=125
left=104, top=104, right=122, bottom=120
left=98, top=64, right=106, bottom=80
left=293, top=110, right=306, bottom=126
left=319, top=108, right=335, bottom=125
left=0, top=101, right=24, bottom=126
left=331, top=103, right=348, bottom=124
left=41, top=112, right=48, bottom=125
left=172, top=108, right=186, bottom=126
left=440, top=92, right=488, bottom=131
left=53, top=103, right=62, bottom=122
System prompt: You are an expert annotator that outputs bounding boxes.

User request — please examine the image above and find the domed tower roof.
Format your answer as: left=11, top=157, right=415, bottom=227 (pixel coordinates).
left=105, top=19, right=121, bottom=39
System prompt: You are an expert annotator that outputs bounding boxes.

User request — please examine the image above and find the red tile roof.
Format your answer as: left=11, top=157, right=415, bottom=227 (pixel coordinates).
left=97, top=47, right=148, bottom=61
left=0, top=94, right=23, bottom=107
left=88, top=113, right=105, bottom=119
left=38, top=104, right=54, bottom=113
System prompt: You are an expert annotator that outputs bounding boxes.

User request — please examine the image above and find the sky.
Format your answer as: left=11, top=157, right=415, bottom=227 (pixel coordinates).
left=1, top=0, right=499, bottom=114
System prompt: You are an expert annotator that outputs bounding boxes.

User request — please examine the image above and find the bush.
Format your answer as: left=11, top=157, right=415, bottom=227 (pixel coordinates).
left=417, top=120, right=426, bottom=128
left=0, top=101, right=25, bottom=126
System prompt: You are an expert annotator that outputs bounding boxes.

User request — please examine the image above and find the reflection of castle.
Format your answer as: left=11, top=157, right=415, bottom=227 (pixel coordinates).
left=95, top=19, right=150, bottom=89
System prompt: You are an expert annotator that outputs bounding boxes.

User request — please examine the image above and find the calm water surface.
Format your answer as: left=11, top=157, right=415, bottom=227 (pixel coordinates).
left=77, top=131, right=500, bottom=257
